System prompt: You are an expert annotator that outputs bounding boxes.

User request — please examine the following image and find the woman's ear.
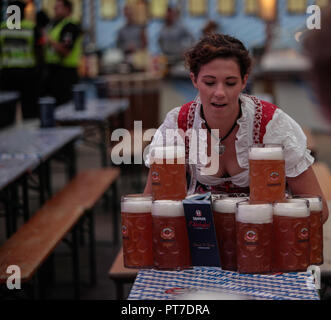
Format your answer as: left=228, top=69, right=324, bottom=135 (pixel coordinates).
left=190, top=72, right=198, bottom=89
left=241, top=74, right=249, bottom=91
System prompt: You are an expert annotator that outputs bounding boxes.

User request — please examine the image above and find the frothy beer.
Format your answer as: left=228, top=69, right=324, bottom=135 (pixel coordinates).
left=249, top=145, right=285, bottom=202
left=292, top=195, right=323, bottom=265
left=213, top=197, right=248, bottom=271
left=121, top=195, right=153, bottom=268
left=273, top=200, right=310, bottom=272
left=236, top=201, right=273, bottom=274
left=150, top=146, right=187, bottom=200
left=152, top=200, right=191, bottom=270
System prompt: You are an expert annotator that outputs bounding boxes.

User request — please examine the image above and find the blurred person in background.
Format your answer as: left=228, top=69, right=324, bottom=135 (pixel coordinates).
left=116, top=4, right=147, bottom=57
left=303, top=4, right=331, bottom=123
left=158, top=6, right=194, bottom=65
left=42, top=0, right=82, bottom=106
left=202, top=20, right=220, bottom=36
left=0, top=0, right=39, bottom=119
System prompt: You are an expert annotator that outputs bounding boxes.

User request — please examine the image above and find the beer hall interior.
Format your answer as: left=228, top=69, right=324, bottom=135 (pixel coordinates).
left=1, top=0, right=331, bottom=300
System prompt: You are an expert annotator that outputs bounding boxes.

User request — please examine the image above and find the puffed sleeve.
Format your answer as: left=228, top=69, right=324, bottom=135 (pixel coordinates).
left=263, top=109, right=315, bottom=177
left=144, top=107, right=181, bottom=168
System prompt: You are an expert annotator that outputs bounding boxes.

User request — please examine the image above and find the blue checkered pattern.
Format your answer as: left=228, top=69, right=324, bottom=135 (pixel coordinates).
left=128, top=267, right=319, bottom=300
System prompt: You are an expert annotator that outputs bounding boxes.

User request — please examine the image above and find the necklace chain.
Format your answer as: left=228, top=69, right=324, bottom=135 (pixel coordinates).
left=200, top=106, right=242, bottom=142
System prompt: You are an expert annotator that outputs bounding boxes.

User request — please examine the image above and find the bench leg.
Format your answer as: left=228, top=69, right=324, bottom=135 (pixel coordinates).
left=71, top=225, right=80, bottom=300
left=87, top=209, right=97, bottom=286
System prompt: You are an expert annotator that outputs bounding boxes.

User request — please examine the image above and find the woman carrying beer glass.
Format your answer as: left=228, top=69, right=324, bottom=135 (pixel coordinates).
left=144, top=33, right=328, bottom=224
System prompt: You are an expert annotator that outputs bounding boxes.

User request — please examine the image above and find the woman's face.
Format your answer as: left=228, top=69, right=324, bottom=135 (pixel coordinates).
left=190, top=58, right=248, bottom=120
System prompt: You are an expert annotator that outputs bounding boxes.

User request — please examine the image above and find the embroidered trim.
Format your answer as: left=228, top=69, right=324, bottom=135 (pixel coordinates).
left=245, top=94, right=263, bottom=144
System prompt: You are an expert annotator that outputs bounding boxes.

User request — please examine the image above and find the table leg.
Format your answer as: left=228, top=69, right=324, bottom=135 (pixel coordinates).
left=37, top=163, right=46, bottom=206
left=3, top=188, right=13, bottom=238
left=99, top=123, right=108, bottom=167
left=22, top=174, right=30, bottom=222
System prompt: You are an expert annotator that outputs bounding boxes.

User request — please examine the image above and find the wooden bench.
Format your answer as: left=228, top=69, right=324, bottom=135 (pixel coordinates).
left=108, top=247, right=138, bottom=300
left=0, top=168, right=120, bottom=299
left=312, top=162, right=331, bottom=201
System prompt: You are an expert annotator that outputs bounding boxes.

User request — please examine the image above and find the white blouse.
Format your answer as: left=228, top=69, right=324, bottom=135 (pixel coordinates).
left=145, top=94, right=314, bottom=194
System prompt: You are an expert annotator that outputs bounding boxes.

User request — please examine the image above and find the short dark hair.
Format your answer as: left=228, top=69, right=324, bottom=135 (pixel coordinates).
left=57, top=0, right=73, bottom=13
left=184, top=33, right=252, bottom=80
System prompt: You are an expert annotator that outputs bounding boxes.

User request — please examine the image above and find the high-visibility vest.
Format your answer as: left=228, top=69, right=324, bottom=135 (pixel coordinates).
left=0, top=19, right=36, bottom=68
left=45, top=17, right=82, bottom=68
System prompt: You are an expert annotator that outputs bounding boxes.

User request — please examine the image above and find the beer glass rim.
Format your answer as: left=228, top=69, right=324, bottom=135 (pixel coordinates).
left=121, top=194, right=153, bottom=202
left=236, top=200, right=273, bottom=224
left=291, top=194, right=323, bottom=211
left=291, top=194, right=322, bottom=202
left=213, top=197, right=249, bottom=213
left=274, top=199, right=310, bottom=217
left=151, top=200, right=184, bottom=217
left=248, top=144, right=284, bottom=160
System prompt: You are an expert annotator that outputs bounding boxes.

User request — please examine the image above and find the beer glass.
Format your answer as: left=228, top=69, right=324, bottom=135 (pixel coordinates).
left=236, top=201, right=273, bottom=274
left=152, top=200, right=191, bottom=270
left=121, top=194, right=153, bottom=268
left=249, top=144, right=285, bottom=202
left=212, top=196, right=248, bottom=271
left=292, top=195, right=323, bottom=265
left=273, top=199, right=310, bottom=272
left=150, top=145, right=187, bottom=200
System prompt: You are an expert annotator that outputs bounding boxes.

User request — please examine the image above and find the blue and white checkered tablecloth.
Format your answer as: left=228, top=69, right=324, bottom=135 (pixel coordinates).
left=128, top=267, right=319, bottom=300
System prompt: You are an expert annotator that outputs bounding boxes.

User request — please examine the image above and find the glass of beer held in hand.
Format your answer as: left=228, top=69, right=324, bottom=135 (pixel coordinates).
left=121, top=194, right=153, bottom=268
left=273, top=199, right=310, bottom=272
left=212, top=196, right=248, bottom=271
left=292, top=195, right=323, bottom=265
left=249, top=144, right=285, bottom=202
left=150, top=145, right=187, bottom=201
left=236, top=201, right=273, bottom=274
left=152, top=200, right=191, bottom=270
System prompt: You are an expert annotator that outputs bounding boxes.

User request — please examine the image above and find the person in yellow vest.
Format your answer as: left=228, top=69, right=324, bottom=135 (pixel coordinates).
left=42, top=0, right=82, bottom=106
left=0, top=0, right=39, bottom=120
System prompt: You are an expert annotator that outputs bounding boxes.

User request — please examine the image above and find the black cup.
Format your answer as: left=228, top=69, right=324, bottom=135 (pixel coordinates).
left=39, top=97, right=56, bottom=128
left=73, top=84, right=87, bottom=111
left=94, top=78, right=108, bottom=98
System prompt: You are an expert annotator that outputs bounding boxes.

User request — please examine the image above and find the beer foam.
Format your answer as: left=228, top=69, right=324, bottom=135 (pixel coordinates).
left=121, top=199, right=152, bottom=213
left=236, top=203, right=273, bottom=224
left=249, top=147, right=284, bottom=160
left=213, top=197, right=248, bottom=213
left=306, top=198, right=323, bottom=211
left=152, top=200, right=184, bottom=217
left=274, top=201, right=310, bottom=217
left=152, top=145, right=185, bottom=160
left=290, top=197, right=322, bottom=212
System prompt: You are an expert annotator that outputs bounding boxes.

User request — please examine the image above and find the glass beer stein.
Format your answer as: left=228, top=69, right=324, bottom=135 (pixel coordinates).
left=273, top=199, right=310, bottom=272
left=152, top=200, right=191, bottom=270
left=236, top=201, right=273, bottom=274
left=292, top=195, right=323, bottom=265
left=150, top=145, right=187, bottom=200
left=121, top=194, right=153, bottom=268
left=212, top=196, right=248, bottom=271
left=249, top=144, right=285, bottom=202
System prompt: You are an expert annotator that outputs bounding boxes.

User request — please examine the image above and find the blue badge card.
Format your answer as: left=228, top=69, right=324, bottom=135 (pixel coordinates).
left=183, top=193, right=221, bottom=267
